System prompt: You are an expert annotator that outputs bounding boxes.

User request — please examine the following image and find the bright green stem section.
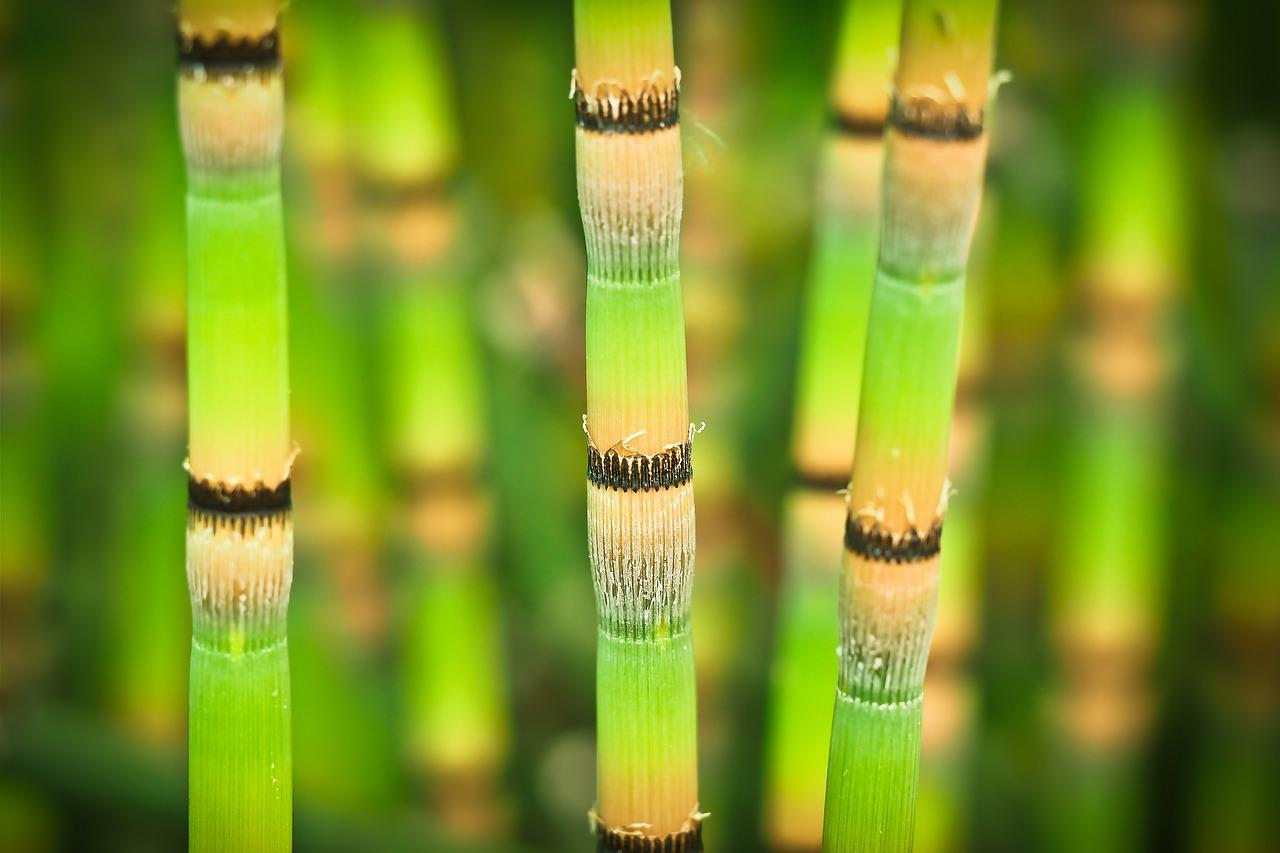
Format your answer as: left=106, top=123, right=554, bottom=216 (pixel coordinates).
left=574, top=0, right=672, bottom=68
left=1079, top=78, right=1185, bottom=289
left=1057, top=402, right=1163, bottom=622
left=186, top=166, right=290, bottom=479
left=351, top=3, right=457, bottom=181
left=189, top=635, right=292, bottom=853
left=831, top=0, right=905, bottom=109
left=764, top=565, right=838, bottom=834
left=823, top=692, right=923, bottom=852
left=585, top=270, right=688, bottom=432
left=404, top=564, right=508, bottom=772
left=596, top=629, right=697, bottom=805
left=850, top=272, right=963, bottom=514
left=382, top=278, right=483, bottom=473
left=792, top=186, right=879, bottom=465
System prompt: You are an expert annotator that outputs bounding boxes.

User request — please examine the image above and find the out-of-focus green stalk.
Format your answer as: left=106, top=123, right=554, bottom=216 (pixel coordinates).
left=108, top=105, right=190, bottom=746
left=349, top=1, right=510, bottom=834
left=1050, top=11, right=1186, bottom=849
left=573, top=0, right=703, bottom=847
left=178, top=2, right=294, bottom=849
left=762, top=1, right=901, bottom=847
left=824, top=2, right=998, bottom=849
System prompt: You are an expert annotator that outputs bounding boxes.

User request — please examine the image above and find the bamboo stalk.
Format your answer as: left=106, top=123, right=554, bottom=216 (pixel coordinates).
left=572, top=1, right=702, bottom=848
left=823, top=2, right=998, bottom=848
left=178, top=2, right=294, bottom=849
left=763, top=1, right=901, bottom=847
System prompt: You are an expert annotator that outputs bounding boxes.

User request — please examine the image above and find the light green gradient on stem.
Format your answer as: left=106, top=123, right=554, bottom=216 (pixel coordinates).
left=186, top=167, right=289, bottom=478
left=852, top=273, right=964, bottom=484
left=595, top=629, right=697, bottom=801
left=189, top=621, right=291, bottom=853
left=824, top=693, right=923, bottom=851
left=586, top=271, right=689, bottom=428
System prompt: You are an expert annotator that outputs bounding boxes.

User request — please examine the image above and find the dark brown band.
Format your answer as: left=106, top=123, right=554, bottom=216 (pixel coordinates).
left=358, top=174, right=453, bottom=210
left=189, top=475, right=291, bottom=513
left=597, top=824, right=703, bottom=853
left=178, top=28, right=281, bottom=73
left=844, top=515, right=942, bottom=563
left=575, top=87, right=680, bottom=134
left=587, top=442, right=692, bottom=491
left=830, top=111, right=886, bottom=139
left=889, top=96, right=984, bottom=141
left=794, top=470, right=850, bottom=494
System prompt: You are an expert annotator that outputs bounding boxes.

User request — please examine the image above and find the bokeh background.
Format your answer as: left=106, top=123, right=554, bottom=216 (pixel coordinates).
left=1, top=0, right=1278, bottom=850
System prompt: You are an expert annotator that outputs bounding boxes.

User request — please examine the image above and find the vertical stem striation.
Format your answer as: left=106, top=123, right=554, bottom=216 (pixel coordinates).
left=765, top=1, right=902, bottom=848
left=573, top=1, right=702, bottom=848
left=178, top=1, right=294, bottom=850
left=824, top=2, right=997, bottom=850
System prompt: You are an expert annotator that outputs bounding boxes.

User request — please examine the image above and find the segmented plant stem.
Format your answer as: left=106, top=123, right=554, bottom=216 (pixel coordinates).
left=1052, top=11, right=1186, bottom=847
left=764, top=1, right=901, bottom=847
left=574, top=1, right=702, bottom=848
left=351, top=1, right=509, bottom=831
left=824, top=2, right=998, bottom=849
left=178, top=2, right=294, bottom=849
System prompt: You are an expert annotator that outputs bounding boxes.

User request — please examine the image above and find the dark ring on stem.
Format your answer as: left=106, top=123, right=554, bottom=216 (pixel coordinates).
left=178, top=28, right=281, bottom=72
left=596, top=823, right=703, bottom=853
left=889, top=96, right=984, bottom=141
left=575, top=87, right=680, bottom=134
left=844, top=515, right=943, bottom=563
left=358, top=174, right=454, bottom=209
left=793, top=470, right=851, bottom=494
left=587, top=442, right=692, bottom=491
left=188, top=505, right=290, bottom=536
left=189, top=475, right=292, bottom=513
left=830, top=110, right=886, bottom=139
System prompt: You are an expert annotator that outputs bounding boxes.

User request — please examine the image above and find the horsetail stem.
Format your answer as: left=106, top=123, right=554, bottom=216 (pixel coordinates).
left=1052, top=6, right=1186, bottom=843
left=823, top=2, right=998, bottom=849
left=573, top=1, right=702, bottom=848
left=764, top=1, right=902, bottom=848
left=178, top=1, right=293, bottom=849
left=351, top=1, right=510, bottom=832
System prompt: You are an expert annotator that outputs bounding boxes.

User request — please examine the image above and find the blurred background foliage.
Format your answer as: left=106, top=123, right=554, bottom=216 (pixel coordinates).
left=1, top=0, right=1277, bottom=850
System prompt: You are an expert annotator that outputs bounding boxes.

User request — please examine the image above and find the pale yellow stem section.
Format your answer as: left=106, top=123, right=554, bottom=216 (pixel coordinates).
left=179, top=73, right=283, bottom=175
left=180, top=0, right=279, bottom=41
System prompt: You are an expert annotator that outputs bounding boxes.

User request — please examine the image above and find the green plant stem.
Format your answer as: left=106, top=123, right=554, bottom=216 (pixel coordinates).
left=574, top=0, right=702, bottom=846
left=179, top=4, right=294, bottom=849
left=764, top=1, right=901, bottom=846
left=824, top=1, right=997, bottom=849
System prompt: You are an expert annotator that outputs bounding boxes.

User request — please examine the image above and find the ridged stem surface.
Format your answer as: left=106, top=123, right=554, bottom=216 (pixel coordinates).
left=825, top=1, right=997, bottom=849
left=574, top=0, right=701, bottom=844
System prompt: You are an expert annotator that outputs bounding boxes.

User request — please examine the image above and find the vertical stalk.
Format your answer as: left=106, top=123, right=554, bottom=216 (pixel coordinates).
left=1051, top=5, right=1186, bottom=847
left=824, top=1, right=998, bottom=849
left=573, top=0, right=702, bottom=848
left=763, top=0, right=901, bottom=847
left=178, top=2, right=293, bottom=849
left=350, top=0, right=510, bottom=833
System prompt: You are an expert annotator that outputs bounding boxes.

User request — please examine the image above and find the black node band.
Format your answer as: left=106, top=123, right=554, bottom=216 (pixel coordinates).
left=596, top=823, right=703, bottom=853
left=178, top=28, right=281, bottom=72
left=830, top=111, right=886, bottom=139
left=575, top=87, right=680, bottom=134
left=188, top=476, right=292, bottom=513
left=844, top=515, right=943, bottom=563
left=587, top=442, right=692, bottom=492
left=889, top=96, right=984, bottom=141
